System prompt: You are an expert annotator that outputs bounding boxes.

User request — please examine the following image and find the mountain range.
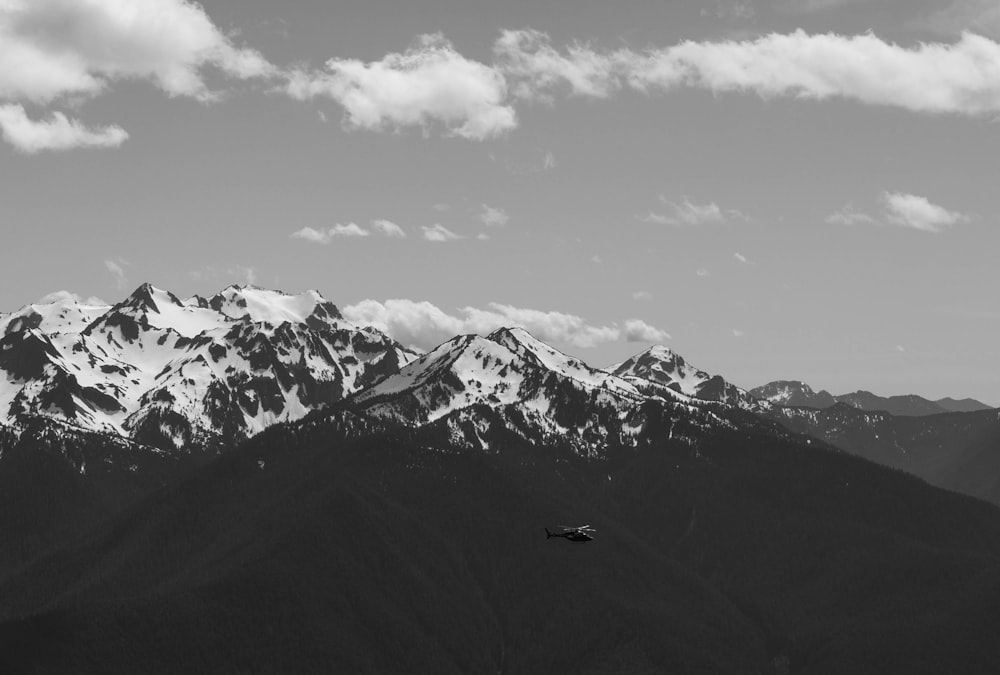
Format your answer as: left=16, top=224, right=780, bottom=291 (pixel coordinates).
left=751, top=380, right=992, bottom=416
left=2, top=284, right=1000, bottom=672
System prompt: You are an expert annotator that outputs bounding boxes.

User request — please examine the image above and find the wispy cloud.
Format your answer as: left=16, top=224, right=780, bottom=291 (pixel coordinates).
left=0, top=104, right=128, bottom=153
left=342, top=298, right=669, bottom=350
left=286, top=34, right=516, bottom=140
left=640, top=196, right=749, bottom=226
left=733, top=252, right=750, bottom=264
left=480, top=204, right=510, bottom=227
left=104, top=257, right=130, bottom=291
left=292, top=220, right=409, bottom=243
left=494, top=28, right=1000, bottom=117
left=422, top=223, right=463, bottom=242
left=826, top=204, right=879, bottom=226
left=827, top=192, right=970, bottom=233
left=696, top=268, right=710, bottom=277
left=292, top=223, right=370, bottom=243
left=632, top=291, right=653, bottom=301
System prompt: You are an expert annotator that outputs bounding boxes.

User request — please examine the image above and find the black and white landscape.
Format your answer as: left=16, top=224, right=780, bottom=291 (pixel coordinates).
left=3, top=0, right=1000, bottom=673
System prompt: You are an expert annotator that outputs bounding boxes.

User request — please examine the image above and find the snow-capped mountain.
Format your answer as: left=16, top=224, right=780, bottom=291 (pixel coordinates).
left=749, top=380, right=838, bottom=409
left=1, top=284, right=778, bottom=457
left=352, top=328, right=732, bottom=453
left=609, top=345, right=757, bottom=409
left=1, top=284, right=416, bottom=450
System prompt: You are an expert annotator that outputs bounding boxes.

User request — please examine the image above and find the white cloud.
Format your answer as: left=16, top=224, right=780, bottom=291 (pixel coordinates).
left=632, top=291, right=653, bottom=301
left=543, top=151, right=557, bottom=170
left=733, top=252, right=750, bottom=264
left=882, top=192, right=969, bottom=232
left=0, top=0, right=273, bottom=152
left=480, top=204, right=509, bottom=227
left=104, top=257, right=130, bottom=291
left=624, top=319, right=671, bottom=343
left=342, top=298, right=669, bottom=351
left=827, top=192, right=969, bottom=232
left=422, top=223, right=463, bottom=242
left=732, top=329, right=745, bottom=337
left=494, top=28, right=628, bottom=101
left=37, top=290, right=107, bottom=306
left=591, top=255, right=603, bottom=264
left=371, top=219, right=406, bottom=238
left=696, top=268, right=710, bottom=277
left=291, top=223, right=370, bottom=243
left=0, top=0, right=273, bottom=104
left=286, top=34, right=516, bottom=140
left=494, top=28, right=1000, bottom=117
left=0, top=104, right=127, bottom=153
left=641, top=196, right=748, bottom=226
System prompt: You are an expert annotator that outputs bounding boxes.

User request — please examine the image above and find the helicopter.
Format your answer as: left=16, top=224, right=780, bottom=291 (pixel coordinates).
left=545, top=525, right=595, bottom=543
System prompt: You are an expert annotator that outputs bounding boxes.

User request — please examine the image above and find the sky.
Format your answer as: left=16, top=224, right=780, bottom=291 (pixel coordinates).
left=1, top=0, right=999, bottom=404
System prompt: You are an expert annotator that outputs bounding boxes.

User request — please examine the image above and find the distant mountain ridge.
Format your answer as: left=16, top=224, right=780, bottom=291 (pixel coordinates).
left=751, top=380, right=993, bottom=417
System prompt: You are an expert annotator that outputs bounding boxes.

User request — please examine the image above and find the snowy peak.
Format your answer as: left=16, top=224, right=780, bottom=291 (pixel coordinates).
left=0, top=292, right=111, bottom=336
left=0, top=284, right=414, bottom=450
left=611, top=345, right=755, bottom=409
left=486, top=327, right=638, bottom=397
left=203, top=285, right=343, bottom=327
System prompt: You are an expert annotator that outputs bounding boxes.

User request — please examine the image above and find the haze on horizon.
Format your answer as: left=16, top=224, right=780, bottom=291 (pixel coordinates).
left=1, top=0, right=998, bottom=405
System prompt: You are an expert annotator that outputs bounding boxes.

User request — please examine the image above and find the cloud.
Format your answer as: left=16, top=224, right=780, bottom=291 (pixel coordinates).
left=342, top=298, right=669, bottom=350
left=480, top=204, right=509, bottom=227
left=494, top=28, right=628, bottom=101
left=494, top=28, right=1000, bottom=117
left=882, top=192, right=969, bottom=232
left=0, top=0, right=274, bottom=151
left=292, top=219, right=410, bottom=243
left=696, top=268, right=710, bottom=277
left=641, top=196, right=748, bottom=226
left=422, top=223, right=463, bottom=242
left=624, top=319, right=671, bottom=342
left=0, top=0, right=273, bottom=104
left=291, top=223, right=370, bottom=243
left=543, top=151, right=557, bottom=170
left=37, top=290, right=107, bottom=306
left=827, top=192, right=969, bottom=232
left=286, top=34, right=516, bottom=140
left=371, top=219, right=407, bottom=238
left=0, top=104, right=127, bottom=153
left=732, top=329, right=745, bottom=337
left=733, top=252, right=750, bottom=264
left=826, top=204, right=878, bottom=226
left=632, top=291, right=653, bottom=301
left=104, top=257, right=130, bottom=291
